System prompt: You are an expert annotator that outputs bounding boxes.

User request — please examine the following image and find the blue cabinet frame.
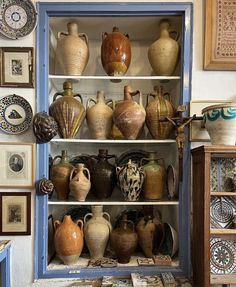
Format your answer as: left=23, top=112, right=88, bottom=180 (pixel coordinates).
left=0, top=242, right=11, bottom=287
left=35, top=2, right=193, bottom=280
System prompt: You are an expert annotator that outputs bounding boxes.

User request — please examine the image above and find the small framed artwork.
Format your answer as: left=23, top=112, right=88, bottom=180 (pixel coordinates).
left=0, top=142, right=35, bottom=188
left=0, top=192, right=31, bottom=235
left=0, top=47, right=34, bottom=87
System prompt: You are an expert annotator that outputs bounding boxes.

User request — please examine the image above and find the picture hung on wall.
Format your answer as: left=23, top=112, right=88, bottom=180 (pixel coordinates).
left=0, top=192, right=31, bottom=235
left=0, top=47, right=34, bottom=87
left=204, top=0, right=236, bottom=70
left=0, top=142, right=35, bottom=188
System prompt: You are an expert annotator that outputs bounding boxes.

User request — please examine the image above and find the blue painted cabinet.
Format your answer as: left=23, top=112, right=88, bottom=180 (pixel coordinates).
left=35, top=2, right=193, bottom=280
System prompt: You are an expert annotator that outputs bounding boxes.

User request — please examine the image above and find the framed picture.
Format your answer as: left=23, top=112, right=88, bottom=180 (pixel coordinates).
left=0, top=142, right=35, bottom=188
left=0, top=47, right=34, bottom=87
left=0, top=192, right=31, bottom=235
left=204, top=0, right=236, bottom=70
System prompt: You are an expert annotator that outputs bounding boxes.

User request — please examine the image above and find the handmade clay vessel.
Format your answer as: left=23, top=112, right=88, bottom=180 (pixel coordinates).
left=69, top=163, right=91, bottom=201
left=50, top=150, right=73, bottom=200
left=146, top=86, right=175, bottom=139
left=86, top=91, right=113, bottom=139
left=116, top=159, right=145, bottom=201
left=111, top=215, right=138, bottom=263
left=141, top=152, right=166, bottom=200
left=202, top=103, right=236, bottom=145
left=148, top=19, right=179, bottom=76
left=101, top=27, right=131, bottom=76
left=113, top=85, right=146, bottom=140
left=55, top=22, right=89, bottom=75
left=54, top=215, right=84, bottom=265
left=111, top=100, right=125, bottom=140
left=49, top=81, right=86, bottom=139
left=84, top=205, right=112, bottom=259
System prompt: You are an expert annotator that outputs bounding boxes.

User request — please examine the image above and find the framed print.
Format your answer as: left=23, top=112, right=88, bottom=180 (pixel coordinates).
left=204, top=0, right=236, bottom=70
left=0, top=47, right=34, bottom=87
left=0, top=192, right=31, bottom=235
left=0, top=142, right=35, bottom=188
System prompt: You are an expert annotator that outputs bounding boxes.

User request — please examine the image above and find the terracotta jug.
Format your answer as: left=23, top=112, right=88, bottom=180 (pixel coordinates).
left=50, top=150, right=73, bottom=200
left=101, top=27, right=131, bottom=76
left=116, top=159, right=145, bottom=201
left=69, top=163, right=91, bottom=201
left=141, top=151, right=166, bottom=200
left=146, top=86, right=175, bottom=139
left=49, top=81, right=86, bottom=139
left=55, top=22, right=89, bottom=75
left=86, top=91, right=113, bottom=139
left=148, top=19, right=179, bottom=76
left=84, top=205, right=112, bottom=259
left=110, top=100, right=125, bottom=140
left=111, top=215, right=138, bottom=263
left=113, top=85, right=146, bottom=140
left=54, top=215, right=84, bottom=265
left=90, top=149, right=116, bottom=199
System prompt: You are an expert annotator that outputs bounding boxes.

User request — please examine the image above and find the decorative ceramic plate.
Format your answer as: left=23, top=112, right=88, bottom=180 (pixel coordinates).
left=0, top=94, right=33, bottom=134
left=167, top=164, right=178, bottom=199
left=0, top=0, right=37, bottom=39
left=116, top=150, right=148, bottom=166
left=210, top=237, right=236, bottom=274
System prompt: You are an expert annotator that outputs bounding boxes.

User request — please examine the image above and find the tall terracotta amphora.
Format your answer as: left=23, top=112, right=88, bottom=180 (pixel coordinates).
left=148, top=19, right=179, bottom=76
left=111, top=215, right=138, bottom=263
left=84, top=205, right=112, bottom=259
left=50, top=150, right=73, bottom=200
left=54, top=215, right=84, bottom=265
left=113, top=85, right=146, bottom=140
left=101, top=27, right=131, bottom=76
left=86, top=91, right=113, bottom=139
left=55, top=22, right=89, bottom=75
left=69, top=163, right=91, bottom=201
left=49, top=81, right=86, bottom=139
left=146, top=86, right=175, bottom=139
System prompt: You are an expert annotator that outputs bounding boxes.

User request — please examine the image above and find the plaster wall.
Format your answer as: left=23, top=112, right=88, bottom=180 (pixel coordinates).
left=0, top=0, right=235, bottom=286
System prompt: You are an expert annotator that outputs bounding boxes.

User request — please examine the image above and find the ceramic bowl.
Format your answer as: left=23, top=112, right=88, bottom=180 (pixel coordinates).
left=159, top=222, right=179, bottom=258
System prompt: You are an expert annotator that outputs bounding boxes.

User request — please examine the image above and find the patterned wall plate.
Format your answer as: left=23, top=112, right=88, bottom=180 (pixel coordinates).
left=0, top=94, right=33, bottom=134
left=210, top=237, right=236, bottom=274
left=0, top=0, right=37, bottom=39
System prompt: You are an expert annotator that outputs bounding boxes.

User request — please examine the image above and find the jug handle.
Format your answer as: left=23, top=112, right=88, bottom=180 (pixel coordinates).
left=74, top=94, right=83, bottom=104
left=53, top=92, right=63, bottom=102
left=106, top=99, right=113, bottom=108
left=69, top=167, right=76, bottom=181
left=52, top=155, right=62, bottom=165
left=125, top=33, right=129, bottom=39
left=163, top=92, right=172, bottom=103
left=83, top=167, right=90, bottom=181
left=54, top=220, right=61, bottom=230
left=102, top=212, right=111, bottom=222
left=79, top=32, right=89, bottom=46
left=170, top=30, right=179, bottom=41
left=102, top=32, right=108, bottom=41
left=76, top=219, right=84, bottom=231
left=86, top=98, right=96, bottom=109
left=127, top=220, right=135, bottom=231
left=84, top=213, right=93, bottom=223
left=146, top=93, right=155, bottom=106
left=130, top=90, right=143, bottom=107
left=57, top=31, right=68, bottom=39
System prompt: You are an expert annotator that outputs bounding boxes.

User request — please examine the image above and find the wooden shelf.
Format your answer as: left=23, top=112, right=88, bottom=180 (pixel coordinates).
left=211, top=274, right=236, bottom=284
left=50, top=139, right=176, bottom=144
left=211, top=192, right=236, bottom=196
left=210, top=229, right=236, bottom=235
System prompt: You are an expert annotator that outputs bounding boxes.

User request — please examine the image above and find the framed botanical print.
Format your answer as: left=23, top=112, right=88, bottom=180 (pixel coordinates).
left=0, top=142, right=35, bottom=188
left=0, top=192, right=31, bottom=235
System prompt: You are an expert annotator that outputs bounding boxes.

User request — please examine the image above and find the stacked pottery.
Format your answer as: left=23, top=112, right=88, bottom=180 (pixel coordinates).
left=55, top=22, right=89, bottom=75
left=101, top=27, right=131, bottom=76
left=113, top=85, right=146, bottom=139
left=69, top=163, right=91, bottom=201
left=50, top=150, right=73, bottom=200
left=84, top=205, right=112, bottom=259
left=86, top=91, right=113, bottom=139
left=148, top=19, right=179, bottom=76
left=49, top=81, right=86, bottom=139
left=54, top=215, right=84, bottom=265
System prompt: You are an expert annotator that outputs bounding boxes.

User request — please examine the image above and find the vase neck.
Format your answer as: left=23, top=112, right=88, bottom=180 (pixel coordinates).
left=91, top=205, right=103, bottom=217
left=159, top=20, right=170, bottom=38
left=97, top=91, right=105, bottom=103
left=61, top=150, right=70, bottom=163
left=62, top=81, right=74, bottom=97
left=67, top=22, right=79, bottom=36
left=124, top=85, right=133, bottom=101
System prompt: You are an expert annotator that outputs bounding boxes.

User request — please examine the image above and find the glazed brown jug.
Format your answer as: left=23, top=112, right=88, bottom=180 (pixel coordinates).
left=111, top=215, right=138, bottom=263
left=113, top=85, right=146, bottom=140
left=49, top=81, right=86, bottom=139
left=146, top=86, right=175, bottom=139
left=101, top=27, right=131, bottom=76
left=54, top=215, right=84, bottom=265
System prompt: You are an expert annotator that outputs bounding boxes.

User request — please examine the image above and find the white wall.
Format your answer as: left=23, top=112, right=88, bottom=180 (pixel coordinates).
left=0, top=0, right=235, bottom=286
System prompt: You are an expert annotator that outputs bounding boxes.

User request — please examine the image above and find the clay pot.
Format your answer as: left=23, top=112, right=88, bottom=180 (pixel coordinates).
left=49, top=81, right=86, bottom=139
left=111, top=215, right=138, bottom=263
left=50, top=150, right=73, bottom=200
left=141, top=152, right=166, bottom=200
left=86, top=91, right=113, bottom=139
left=90, top=149, right=116, bottom=199
left=110, top=100, right=125, bottom=140
left=55, top=22, right=89, bottom=75
left=84, top=205, right=112, bottom=259
left=146, top=86, right=175, bottom=139
left=148, top=19, right=179, bottom=76
left=101, top=27, right=131, bottom=76
left=113, top=85, right=146, bottom=140
left=116, top=159, right=145, bottom=201
left=54, top=215, right=84, bottom=265
left=69, top=163, right=91, bottom=201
